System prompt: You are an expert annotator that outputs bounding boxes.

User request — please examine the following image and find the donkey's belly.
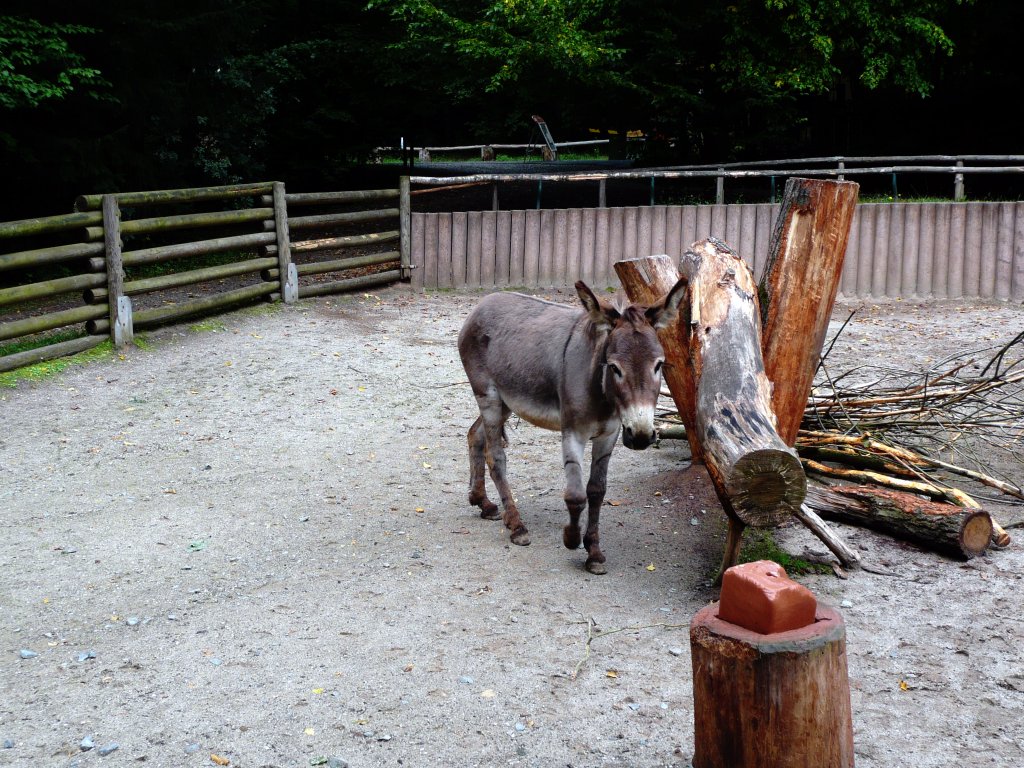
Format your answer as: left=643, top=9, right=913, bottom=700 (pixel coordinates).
left=501, top=390, right=562, bottom=432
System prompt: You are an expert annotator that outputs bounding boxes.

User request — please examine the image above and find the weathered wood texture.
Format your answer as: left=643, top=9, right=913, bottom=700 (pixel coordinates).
left=690, top=603, right=855, bottom=768
left=411, top=201, right=1024, bottom=299
left=805, top=484, right=993, bottom=558
left=683, top=240, right=805, bottom=528
left=759, top=178, right=860, bottom=445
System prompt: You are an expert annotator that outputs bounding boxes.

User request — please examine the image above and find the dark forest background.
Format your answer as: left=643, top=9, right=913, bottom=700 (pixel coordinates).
left=2, top=0, right=1020, bottom=216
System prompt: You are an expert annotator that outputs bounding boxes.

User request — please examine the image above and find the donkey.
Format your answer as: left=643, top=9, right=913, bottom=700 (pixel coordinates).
left=458, top=279, right=687, bottom=574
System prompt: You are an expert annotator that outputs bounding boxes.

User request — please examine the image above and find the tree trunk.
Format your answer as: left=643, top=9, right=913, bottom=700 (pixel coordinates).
left=690, top=603, right=855, bottom=768
left=760, top=178, right=860, bottom=445
left=804, top=484, right=993, bottom=559
left=616, top=242, right=806, bottom=573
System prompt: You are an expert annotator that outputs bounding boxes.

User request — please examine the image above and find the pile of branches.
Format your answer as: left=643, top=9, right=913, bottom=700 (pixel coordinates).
left=656, top=325, right=1024, bottom=559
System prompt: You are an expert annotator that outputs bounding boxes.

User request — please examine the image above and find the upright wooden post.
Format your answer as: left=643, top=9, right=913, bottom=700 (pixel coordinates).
left=954, top=159, right=965, bottom=201
left=716, top=168, right=725, bottom=204
left=400, top=176, right=412, bottom=279
left=690, top=601, right=855, bottom=768
left=272, top=181, right=297, bottom=303
left=759, top=178, right=859, bottom=445
left=101, top=194, right=133, bottom=348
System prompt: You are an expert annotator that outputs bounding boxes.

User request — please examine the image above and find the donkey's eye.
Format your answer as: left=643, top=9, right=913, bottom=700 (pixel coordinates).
left=609, top=363, right=624, bottom=379
left=654, top=360, right=664, bottom=375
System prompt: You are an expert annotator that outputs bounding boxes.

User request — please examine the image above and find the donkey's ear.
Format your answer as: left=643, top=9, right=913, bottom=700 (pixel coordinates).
left=576, top=280, right=619, bottom=330
left=645, top=277, right=689, bottom=330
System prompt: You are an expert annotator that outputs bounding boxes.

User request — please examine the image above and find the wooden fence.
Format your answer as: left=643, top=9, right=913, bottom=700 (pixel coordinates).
left=0, top=181, right=409, bottom=373
left=410, top=202, right=1024, bottom=301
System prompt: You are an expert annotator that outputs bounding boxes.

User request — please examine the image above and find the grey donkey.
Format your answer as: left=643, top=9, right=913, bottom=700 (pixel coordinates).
left=458, top=279, right=687, bottom=574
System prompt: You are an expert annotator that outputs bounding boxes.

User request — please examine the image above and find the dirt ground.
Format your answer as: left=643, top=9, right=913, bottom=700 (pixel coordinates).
left=1, top=288, right=1022, bottom=768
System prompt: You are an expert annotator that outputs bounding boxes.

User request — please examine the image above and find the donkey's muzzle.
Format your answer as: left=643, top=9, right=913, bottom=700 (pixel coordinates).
left=622, top=425, right=656, bottom=450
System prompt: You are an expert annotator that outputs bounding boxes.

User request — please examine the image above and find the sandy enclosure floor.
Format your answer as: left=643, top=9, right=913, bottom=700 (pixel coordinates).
left=1, top=288, right=1022, bottom=768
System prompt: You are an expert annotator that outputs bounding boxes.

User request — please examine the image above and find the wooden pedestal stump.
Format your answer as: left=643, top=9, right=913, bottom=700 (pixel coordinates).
left=690, top=603, right=855, bottom=768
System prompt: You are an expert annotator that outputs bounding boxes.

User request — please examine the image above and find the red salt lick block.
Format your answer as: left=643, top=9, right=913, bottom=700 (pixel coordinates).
left=717, top=560, right=817, bottom=635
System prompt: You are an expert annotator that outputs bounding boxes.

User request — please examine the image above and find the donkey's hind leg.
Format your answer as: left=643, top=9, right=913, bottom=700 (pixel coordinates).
left=467, top=416, right=500, bottom=520
left=478, top=393, right=530, bottom=546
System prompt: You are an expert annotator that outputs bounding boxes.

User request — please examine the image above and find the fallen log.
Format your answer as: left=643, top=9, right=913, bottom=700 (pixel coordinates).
left=805, top=484, right=994, bottom=559
left=759, top=178, right=859, bottom=445
left=616, top=242, right=807, bottom=575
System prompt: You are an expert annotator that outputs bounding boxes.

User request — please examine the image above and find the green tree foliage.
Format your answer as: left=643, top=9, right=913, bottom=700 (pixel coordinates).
left=0, top=15, right=107, bottom=109
left=0, top=0, right=1011, bottom=215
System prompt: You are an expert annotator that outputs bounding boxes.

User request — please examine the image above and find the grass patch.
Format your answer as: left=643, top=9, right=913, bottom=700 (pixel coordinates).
left=738, top=528, right=831, bottom=576
left=0, top=328, right=84, bottom=358
left=0, top=339, right=115, bottom=388
left=189, top=319, right=227, bottom=333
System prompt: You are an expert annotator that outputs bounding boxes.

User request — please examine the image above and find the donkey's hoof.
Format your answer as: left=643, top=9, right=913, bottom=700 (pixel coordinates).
left=478, top=502, right=501, bottom=520
left=585, top=558, right=608, bottom=575
left=510, top=527, right=531, bottom=546
left=563, top=525, right=582, bottom=550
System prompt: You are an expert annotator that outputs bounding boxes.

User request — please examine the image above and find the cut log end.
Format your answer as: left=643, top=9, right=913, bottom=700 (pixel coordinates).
left=727, top=449, right=807, bottom=527
left=961, top=510, right=995, bottom=558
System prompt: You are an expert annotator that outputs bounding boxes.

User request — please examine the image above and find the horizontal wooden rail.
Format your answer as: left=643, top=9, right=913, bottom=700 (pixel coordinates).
left=0, top=303, right=108, bottom=342
left=75, top=182, right=274, bottom=211
left=84, top=257, right=278, bottom=302
left=271, top=208, right=400, bottom=231
left=259, top=189, right=399, bottom=206
left=87, top=281, right=279, bottom=335
left=262, top=252, right=399, bottom=280
left=265, top=230, right=400, bottom=256
left=120, top=231, right=277, bottom=268
left=411, top=165, right=1024, bottom=187
left=0, top=272, right=106, bottom=307
left=296, top=270, right=402, bottom=299
left=0, top=242, right=105, bottom=272
left=0, top=334, right=108, bottom=374
left=84, top=208, right=273, bottom=241
left=0, top=211, right=102, bottom=239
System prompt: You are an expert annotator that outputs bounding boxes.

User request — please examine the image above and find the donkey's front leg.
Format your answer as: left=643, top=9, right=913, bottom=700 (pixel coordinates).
left=580, top=430, right=617, bottom=575
left=561, top=431, right=588, bottom=554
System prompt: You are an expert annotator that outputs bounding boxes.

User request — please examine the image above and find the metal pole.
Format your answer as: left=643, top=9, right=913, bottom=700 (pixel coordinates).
left=598, top=178, right=606, bottom=208
left=770, top=176, right=776, bottom=204
left=536, top=180, right=543, bottom=209
left=891, top=172, right=898, bottom=201
left=650, top=176, right=656, bottom=206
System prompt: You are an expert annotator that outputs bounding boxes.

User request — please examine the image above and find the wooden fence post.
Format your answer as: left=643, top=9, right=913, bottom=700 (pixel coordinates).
left=400, top=176, right=412, bottom=279
left=954, top=159, right=965, bottom=201
left=716, top=168, right=725, bottom=204
left=101, top=194, right=133, bottom=347
left=271, top=181, right=297, bottom=303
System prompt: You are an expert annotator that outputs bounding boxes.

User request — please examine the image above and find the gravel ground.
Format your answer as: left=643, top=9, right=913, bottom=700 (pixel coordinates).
left=1, top=287, right=1022, bottom=768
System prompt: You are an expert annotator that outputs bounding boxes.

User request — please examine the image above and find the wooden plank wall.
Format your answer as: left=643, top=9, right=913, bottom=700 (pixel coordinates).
left=412, top=202, right=1024, bottom=300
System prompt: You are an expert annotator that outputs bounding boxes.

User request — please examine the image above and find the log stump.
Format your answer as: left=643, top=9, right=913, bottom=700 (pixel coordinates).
left=690, top=602, right=855, bottom=768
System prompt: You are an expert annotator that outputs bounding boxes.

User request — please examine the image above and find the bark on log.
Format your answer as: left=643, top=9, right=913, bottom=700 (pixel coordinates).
left=690, top=603, right=855, bottom=768
left=805, top=484, right=993, bottom=559
left=760, top=178, right=859, bottom=445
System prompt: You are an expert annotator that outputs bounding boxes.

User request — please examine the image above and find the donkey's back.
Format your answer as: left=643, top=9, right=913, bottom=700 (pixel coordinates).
left=458, top=292, right=584, bottom=431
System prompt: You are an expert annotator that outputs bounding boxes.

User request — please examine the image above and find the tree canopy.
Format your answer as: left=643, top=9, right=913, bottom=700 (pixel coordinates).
left=2, top=0, right=1016, bottom=214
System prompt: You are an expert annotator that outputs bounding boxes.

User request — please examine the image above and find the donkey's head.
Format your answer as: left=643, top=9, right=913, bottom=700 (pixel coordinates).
left=576, top=279, right=688, bottom=450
